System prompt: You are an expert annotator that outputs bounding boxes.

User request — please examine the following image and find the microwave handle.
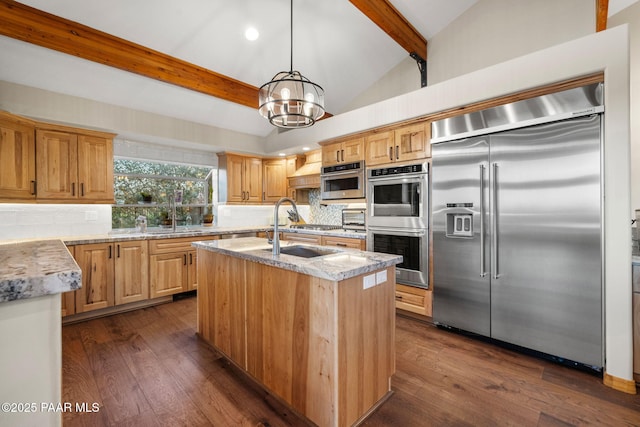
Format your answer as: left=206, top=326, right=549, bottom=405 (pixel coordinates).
left=323, top=169, right=362, bottom=177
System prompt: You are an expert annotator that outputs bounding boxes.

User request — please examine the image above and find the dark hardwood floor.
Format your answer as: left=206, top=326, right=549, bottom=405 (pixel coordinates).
left=62, top=296, right=640, bottom=426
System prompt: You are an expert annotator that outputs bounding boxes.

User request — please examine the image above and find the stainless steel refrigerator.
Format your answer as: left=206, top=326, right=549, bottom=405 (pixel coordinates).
left=431, top=83, right=603, bottom=369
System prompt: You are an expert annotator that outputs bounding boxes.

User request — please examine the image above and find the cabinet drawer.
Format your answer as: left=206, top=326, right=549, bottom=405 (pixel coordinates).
left=322, top=236, right=365, bottom=250
left=149, top=235, right=217, bottom=254
left=395, top=284, right=432, bottom=317
left=283, top=233, right=322, bottom=244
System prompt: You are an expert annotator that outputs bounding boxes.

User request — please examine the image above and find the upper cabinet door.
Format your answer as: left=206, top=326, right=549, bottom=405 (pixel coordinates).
left=77, top=134, right=114, bottom=201
left=36, top=129, right=78, bottom=200
left=244, top=157, right=263, bottom=203
left=394, top=122, right=431, bottom=162
left=365, top=131, right=394, bottom=167
left=341, top=137, right=364, bottom=163
left=0, top=116, right=35, bottom=200
left=262, top=158, right=287, bottom=203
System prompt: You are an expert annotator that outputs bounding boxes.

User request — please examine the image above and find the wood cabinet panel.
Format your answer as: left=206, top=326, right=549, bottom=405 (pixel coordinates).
left=114, top=240, right=149, bottom=305
left=187, top=250, right=198, bottom=290
left=77, top=134, right=114, bottom=201
left=245, top=156, right=263, bottom=203
left=0, top=114, right=35, bottom=200
left=219, top=153, right=263, bottom=203
left=338, top=268, right=395, bottom=426
left=322, top=235, right=366, bottom=250
left=150, top=252, right=188, bottom=298
left=394, top=122, right=430, bottom=162
left=365, top=122, right=431, bottom=167
left=322, top=137, right=364, bottom=166
left=36, top=126, right=114, bottom=202
left=395, top=284, right=432, bottom=317
left=283, top=233, right=322, bottom=245
left=262, top=158, right=287, bottom=203
left=36, top=130, right=78, bottom=200
left=74, top=243, right=114, bottom=313
left=197, top=252, right=246, bottom=364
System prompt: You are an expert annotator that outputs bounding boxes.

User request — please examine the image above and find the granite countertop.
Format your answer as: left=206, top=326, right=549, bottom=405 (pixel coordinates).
left=0, top=240, right=81, bottom=303
left=192, top=237, right=401, bottom=282
left=61, top=225, right=366, bottom=245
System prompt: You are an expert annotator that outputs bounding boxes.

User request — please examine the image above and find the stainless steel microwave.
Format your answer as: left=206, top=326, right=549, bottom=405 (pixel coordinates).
left=321, top=161, right=365, bottom=200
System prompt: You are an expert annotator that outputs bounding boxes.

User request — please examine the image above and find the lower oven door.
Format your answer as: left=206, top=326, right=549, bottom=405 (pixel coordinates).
left=367, top=227, right=429, bottom=289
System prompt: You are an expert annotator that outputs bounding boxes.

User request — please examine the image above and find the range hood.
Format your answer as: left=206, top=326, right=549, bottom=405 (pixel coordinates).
left=288, top=150, right=321, bottom=189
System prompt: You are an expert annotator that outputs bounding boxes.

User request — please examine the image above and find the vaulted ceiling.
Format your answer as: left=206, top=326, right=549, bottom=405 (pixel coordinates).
left=0, top=0, right=632, bottom=141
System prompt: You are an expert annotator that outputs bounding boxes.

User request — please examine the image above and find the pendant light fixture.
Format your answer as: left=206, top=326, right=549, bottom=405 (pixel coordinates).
left=258, top=0, right=325, bottom=128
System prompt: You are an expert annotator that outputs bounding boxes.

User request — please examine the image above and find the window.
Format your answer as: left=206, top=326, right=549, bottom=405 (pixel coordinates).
left=112, top=159, right=215, bottom=229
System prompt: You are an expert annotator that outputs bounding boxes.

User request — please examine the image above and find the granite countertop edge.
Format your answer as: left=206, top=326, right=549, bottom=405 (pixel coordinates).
left=192, top=237, right=401, bottom=281
left=0, top=239, right=82, bottom=304
left=58, top=226, right=366, bottom=245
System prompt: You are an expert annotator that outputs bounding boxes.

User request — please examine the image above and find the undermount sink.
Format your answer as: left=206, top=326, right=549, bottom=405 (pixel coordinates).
left=265, top=245, right=338, bottom=258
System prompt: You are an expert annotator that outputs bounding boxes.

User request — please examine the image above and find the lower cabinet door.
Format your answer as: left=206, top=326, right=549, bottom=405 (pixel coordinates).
left=187, top=250, right=198, bottom=290
left=115, top=240, right=149, bottom=305
left=74, top=243, right=115, bottom=313
left=150, top=252, right=188, bottom=298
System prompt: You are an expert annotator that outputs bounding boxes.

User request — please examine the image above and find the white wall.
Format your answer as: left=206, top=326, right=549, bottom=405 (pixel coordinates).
left=426, top=0, right=594, bottom=84
left=0, top=80, right=264, bottom=155
left=0, top=295, right=62, bottom=427
left=610, top=4, right=640, bottom=212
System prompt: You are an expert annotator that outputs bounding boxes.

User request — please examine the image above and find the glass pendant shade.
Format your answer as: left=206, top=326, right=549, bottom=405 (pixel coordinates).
left=259, top=70, right=325, bottom=128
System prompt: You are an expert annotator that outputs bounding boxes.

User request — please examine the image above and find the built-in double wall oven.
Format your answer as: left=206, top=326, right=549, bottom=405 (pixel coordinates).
left=366, top=161, right=429, bottom=289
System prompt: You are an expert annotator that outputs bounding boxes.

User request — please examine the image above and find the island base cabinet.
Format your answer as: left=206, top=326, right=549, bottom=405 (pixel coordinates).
left=197, top=250, right=395, bottom=427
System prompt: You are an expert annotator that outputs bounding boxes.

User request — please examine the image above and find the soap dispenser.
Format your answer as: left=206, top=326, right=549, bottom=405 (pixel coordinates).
left=136, top=215, right=147, bottom=233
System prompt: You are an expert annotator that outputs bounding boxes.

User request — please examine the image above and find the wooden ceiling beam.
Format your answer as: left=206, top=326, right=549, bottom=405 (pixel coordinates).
left=0, top=0, right=259, bottom=108
left=596, top=0, right=609, bottom=32
left=349, top=0, right=427, bottom=61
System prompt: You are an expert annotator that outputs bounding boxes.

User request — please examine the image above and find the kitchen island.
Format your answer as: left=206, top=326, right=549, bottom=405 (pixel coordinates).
left=193, top=237, right=402, bottom=427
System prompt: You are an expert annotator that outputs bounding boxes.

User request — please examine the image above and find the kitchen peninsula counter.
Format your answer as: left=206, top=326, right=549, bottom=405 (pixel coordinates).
left=0, top=239, right=81, bottom=302
left=195, top=237, right=401, bottom=426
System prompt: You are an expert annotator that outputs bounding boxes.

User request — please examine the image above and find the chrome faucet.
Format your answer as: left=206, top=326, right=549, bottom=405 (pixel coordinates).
left=171, top=190, right=180, bottom=232
left=272, top=197, right=299, bottom=256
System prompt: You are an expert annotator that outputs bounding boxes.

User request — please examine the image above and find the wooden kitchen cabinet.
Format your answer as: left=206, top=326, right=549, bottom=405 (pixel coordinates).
left=262, top=158, right=287, bottom=203
left=114, top=240, right=149, bottom=305
left=149, top=236, right=217, bottom=297
left=74, top=243, right=115, bottom=313
left=219, top=153, right=263, bottom=204
left=321, top=137, right=364, bottom=166
left=395, top=284, right=432, bottom=317
left=365, top=122, right=430, bottom=167
left=322, top=235, right=366, bottom=250
left=73, top=240, right=149, bottom=314
left=36, top=126, right=114, bottom=202
left=282, top=233, right=322, bottom=245
left=0, top=112, right=36, bottom=201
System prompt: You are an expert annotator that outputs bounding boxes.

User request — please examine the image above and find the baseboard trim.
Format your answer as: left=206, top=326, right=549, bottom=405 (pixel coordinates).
left=603, top=372, right=637, bottom=394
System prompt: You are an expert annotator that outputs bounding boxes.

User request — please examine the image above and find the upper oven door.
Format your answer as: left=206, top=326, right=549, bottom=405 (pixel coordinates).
left=367, top=173, right=429, bottom=229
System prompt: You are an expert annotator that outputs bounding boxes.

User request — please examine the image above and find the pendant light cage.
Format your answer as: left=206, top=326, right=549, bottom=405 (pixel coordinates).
left=258, top=0, right=325, bottom=128
left=258, top=71, right=325, bottom=128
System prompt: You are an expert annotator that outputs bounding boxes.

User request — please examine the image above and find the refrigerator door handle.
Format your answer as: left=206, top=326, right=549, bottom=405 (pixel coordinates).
left=492, top=162, right=499, bottom=279
left=480, top=165, right=486, bottom=277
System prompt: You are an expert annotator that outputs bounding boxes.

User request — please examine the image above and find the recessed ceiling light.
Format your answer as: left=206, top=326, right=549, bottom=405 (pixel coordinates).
left=302, top=147, right=310, bottom=151
left=278, top=153, right=286, bottom=157
left=245, top=27, right=259, bottom=41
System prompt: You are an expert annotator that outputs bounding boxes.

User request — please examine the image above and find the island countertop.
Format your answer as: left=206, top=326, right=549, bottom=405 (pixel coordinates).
left=0, top=239, right=81, bottom=303
left=192, top=237, right=401, bottom=282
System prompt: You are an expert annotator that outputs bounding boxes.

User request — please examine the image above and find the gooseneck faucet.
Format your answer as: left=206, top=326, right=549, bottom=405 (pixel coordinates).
left=272, top=197, right=299, bottom=256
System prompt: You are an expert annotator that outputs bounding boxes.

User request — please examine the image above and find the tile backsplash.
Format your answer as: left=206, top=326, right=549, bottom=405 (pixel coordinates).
left=0, top=204, right=112, bottom=240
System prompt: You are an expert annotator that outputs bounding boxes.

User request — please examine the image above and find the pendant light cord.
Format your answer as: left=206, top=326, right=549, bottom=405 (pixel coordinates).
left=289, top=0, right=293, bottom=73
